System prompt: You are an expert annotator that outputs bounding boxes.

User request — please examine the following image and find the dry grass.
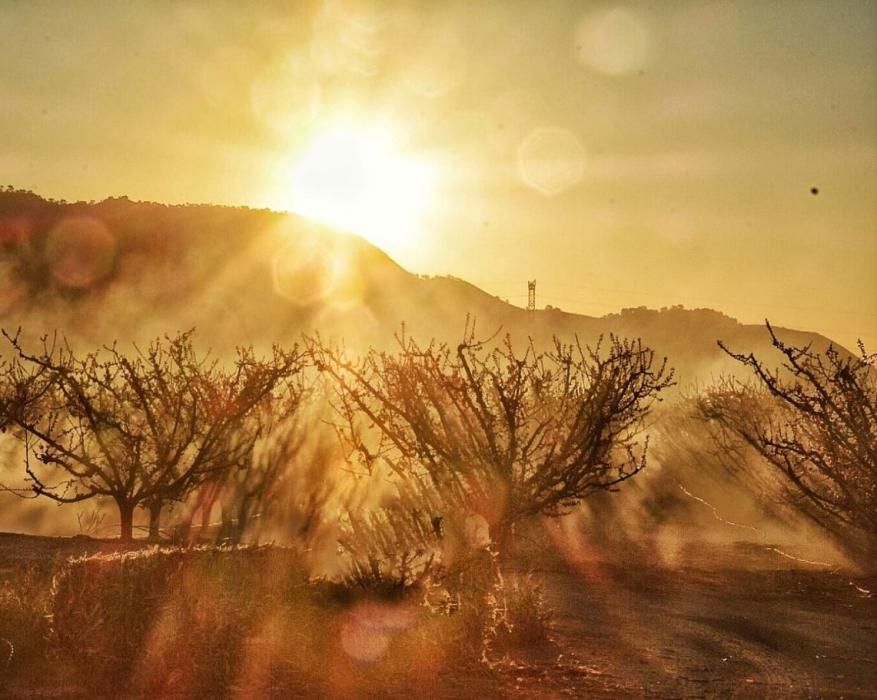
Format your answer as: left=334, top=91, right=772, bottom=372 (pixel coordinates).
left=0, top=541, right=556, bottom=697
left=0, top=565, right=50, bottom=689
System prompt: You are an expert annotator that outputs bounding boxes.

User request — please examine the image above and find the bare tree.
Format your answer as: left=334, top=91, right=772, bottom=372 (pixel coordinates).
left=310, top=328, right=674, bottom=548
left=1, top=330, right=302, bottom=541
left=700, top=321, right=877, bottom=562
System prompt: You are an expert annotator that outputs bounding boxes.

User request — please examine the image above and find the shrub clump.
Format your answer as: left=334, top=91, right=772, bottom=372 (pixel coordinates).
left=490, top=573, right=554, bottom=652
left=423, top=549, right=554, bottom=664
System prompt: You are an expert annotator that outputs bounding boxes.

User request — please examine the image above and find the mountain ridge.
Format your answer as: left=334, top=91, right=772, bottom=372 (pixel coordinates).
left=0, top=189, right=840, bottom=385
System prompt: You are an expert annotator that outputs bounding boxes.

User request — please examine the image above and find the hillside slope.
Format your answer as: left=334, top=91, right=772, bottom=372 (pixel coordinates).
left=0, top=190, right=838, bottom=385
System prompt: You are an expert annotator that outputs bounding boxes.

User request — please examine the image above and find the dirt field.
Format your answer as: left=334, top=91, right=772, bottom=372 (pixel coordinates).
left=532, top=562, right=876, bottom=698
left=1, top=533, right=875, bottom=699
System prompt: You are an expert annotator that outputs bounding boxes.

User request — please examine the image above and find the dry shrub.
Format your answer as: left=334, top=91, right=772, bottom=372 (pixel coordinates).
left=338, top=503, right=442, bottom=596
left=490, top=573, right=554, bottom=652
left=423, top=549, right=554, bottom=664
left=333, top=497, right=555, bottom=663
left=49, top=545, right=309, bottom=694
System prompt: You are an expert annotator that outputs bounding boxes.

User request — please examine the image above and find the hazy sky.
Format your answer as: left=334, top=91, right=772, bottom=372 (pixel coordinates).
left=2, top=0, right=875, bottom=348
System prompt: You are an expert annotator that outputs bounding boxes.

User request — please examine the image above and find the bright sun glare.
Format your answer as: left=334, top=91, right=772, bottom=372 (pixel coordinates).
left=284, top=123, right=436, bottom=252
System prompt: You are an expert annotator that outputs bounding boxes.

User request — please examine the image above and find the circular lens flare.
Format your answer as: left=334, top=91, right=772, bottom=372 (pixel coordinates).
left=518, top=127, right=586, bottom=196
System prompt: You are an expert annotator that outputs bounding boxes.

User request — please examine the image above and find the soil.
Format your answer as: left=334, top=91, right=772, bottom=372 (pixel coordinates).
left=531, top=562, right=876, bottom=698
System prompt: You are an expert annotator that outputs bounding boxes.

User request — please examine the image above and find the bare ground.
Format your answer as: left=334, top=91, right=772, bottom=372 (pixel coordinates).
left=530, top=560, right=876, bottom=698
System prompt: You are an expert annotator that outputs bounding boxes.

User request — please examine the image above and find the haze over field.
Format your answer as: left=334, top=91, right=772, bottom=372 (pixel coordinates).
left=0, top=191, right=859, bottom=562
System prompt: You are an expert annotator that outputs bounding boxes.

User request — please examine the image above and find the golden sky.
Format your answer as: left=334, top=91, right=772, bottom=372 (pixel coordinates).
left=1, top=0, right=875, bottom=348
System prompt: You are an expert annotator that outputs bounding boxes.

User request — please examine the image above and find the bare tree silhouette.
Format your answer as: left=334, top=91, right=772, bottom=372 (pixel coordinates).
left=700, top=321, right=877, bottom=563
left=1, top=330, right=302, bottom=541
left=310, top=327, right=674, bottom=550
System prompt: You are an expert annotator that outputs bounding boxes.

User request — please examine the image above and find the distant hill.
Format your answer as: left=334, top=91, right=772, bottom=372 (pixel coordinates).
left=0, top=189, right=841, bottom=387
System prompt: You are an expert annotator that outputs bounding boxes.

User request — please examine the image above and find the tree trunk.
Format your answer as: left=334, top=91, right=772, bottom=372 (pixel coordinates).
left=118, top=500, right=135, bottom=543
left=148, top=500, right=162, bottom=541
left=201, top=493, right=214, bottom=535
left=235, top=503, right=250, bottom=544
left=491, top=520, right=514, bottom=560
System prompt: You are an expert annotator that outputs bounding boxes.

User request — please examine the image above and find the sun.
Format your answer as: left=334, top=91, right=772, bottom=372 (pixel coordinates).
left=283, top=122, right=437, bottom=253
